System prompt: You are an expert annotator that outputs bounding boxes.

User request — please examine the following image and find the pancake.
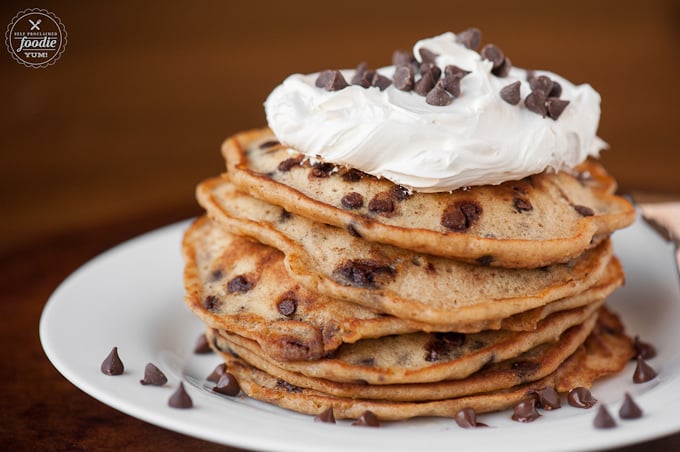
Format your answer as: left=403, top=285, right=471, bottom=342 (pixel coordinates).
left=197, top=177, right=615, bottom=326
left=212, top=299, right=606, bottom=385
left=183, top=216, right=423, bottom=361
left=221, top=128, right=635, bottom=268
left=208, top=310, right=597, bottom=402
left=206, top=308, right=634, bottom=421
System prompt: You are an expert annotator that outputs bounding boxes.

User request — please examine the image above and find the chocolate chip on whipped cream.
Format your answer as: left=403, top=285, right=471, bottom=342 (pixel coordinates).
left=525, top=90, right=548, bottom=117
left=547, top=97, right=570, bottom=120
left=500, top=81, right=521, bottom=105
left=456, top=27, right=481, bottom=50
left=418, top=47, right=438, bottom=64
left=393, top=65, right=415, bottom=91
left=315, top=69, right=349, bottom=91
left=101, top=346, right=124, bottom=376
left=426, top=80, right=452, bottom=106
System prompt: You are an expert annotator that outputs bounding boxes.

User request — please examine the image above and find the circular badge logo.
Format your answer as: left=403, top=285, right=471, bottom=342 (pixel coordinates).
left=5, top=8, right=67, bottom=68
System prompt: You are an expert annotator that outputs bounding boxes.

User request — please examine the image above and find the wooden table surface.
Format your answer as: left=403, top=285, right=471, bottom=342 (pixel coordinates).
left=1, top=1, right=679, bottom=450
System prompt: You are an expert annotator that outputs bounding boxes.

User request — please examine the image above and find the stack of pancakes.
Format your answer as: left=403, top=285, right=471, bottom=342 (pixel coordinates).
left=183, top=128, right=637, bottom=421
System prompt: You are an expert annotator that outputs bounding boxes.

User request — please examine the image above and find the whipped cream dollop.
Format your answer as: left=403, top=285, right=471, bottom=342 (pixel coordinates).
left=264, top=32, right=606, bottom=192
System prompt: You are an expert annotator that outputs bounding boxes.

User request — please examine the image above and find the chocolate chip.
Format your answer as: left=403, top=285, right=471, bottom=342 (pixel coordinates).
left=227, top=275, right=254, bottom=294
left=500, top=81, right=521, bottom=105
left=513, top=196, right=533, bottom=212
left=392, top=49, right=415, bottom=67
left=593, top=405, right=616, bottom=429
left=530, top=387, right=561, bottom=410
left=426, top=80, right=452, bottom=106
left=347, top=223, right=362, bottom=238
left=425, top=333, right=465, bottom=362
left=213, top=372, right=240, bottom=396
left=476, top=255, right=494, bottom=266
left=310, top=162, right=336, bottom=178
left=444, top=64, right=471, bottom=80
left=529, top=75, right=553, bottom=95
left=368, top=193, right=395, bottom=215
left=278, top=156, right=303, bottom=172
left=568, top=387, right=597, bottom=408
left=525, top=90, right=547, bottom=117
left=194, top=333, right=213, bottom=354
left=341, top=192, right=364, bottom=209
left=546, top=97, right=570, bottom=120
left=391, top=185, right=412, bottom=201
left=315, top=70, right=349, bottom=91
left=357, top=357, right=375, bottom=366
left=207, top=363, right=226, bottom=383
left=351, top=62, right=375, bottom=88
left=277, top=296, right=297, bottom=317
left=633, top=336, right=657, bottom=360
left=480, top=44, right=504, bottom=69
left=393, top=65, right=415, bottom=91
left=101, top=347, right=124, bottom=376
left=353, top=410, right=380, bottom=427
left=494, top=56, right=512, bottom=77
left=456, top=27, right=481, bottom=50
left=549, top=81, right=562, bottom=98
left=414, top=70, right=437, bottom=96
left=441, top=200, right=482, bottom=231
left=140, top=363, right=168, bottom=386
left=419, top=47, right=438, bottom=64
left=371, top=73, right=392, bottom=91
left=333, top=259, right=396, bottom=289
left=511, top=360, right=540, bottom=378
left=259, top=140, right=280, bottom=149
left=341, top=168, right=365, bottom=182
left=633, top=356, right=657, bottom=383
left=279, top=209, right=292, bottom=222
left=442, top=72, right=462, bottom=98
left=573, top=205, right=595, bottom=217
left=454, top=407, right=487, bottom=428
left=315, top=407, right=336, bottom=423
left=168, top=382, right=193, bottom=409
left=512, top=398, right=541, bottom=422
left=203, top=295, right=219, bottom=311
left=619, top=393, right=643, bottom=419
left=209, top=269, right=223, bottom=282
left=419, top=62, right=441, bottom=81
left=276, top=379, right=302, bottom=393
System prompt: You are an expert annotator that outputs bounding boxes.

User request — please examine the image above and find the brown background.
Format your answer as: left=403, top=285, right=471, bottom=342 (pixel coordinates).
left=1, top=0, right=679, bottom=450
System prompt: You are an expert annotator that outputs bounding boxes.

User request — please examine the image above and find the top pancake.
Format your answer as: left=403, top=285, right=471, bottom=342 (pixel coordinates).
left=222, top=128, right=635, bottom=268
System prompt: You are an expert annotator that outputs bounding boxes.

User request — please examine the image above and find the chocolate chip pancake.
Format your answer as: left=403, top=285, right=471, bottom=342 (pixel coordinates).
left=183, top=216, right=425, bottom=361
left=221, top=128, right=635, bottom=268
left=206, top=308, right=634, bottom=421
left=212, top=299, right=606, bottom=385
left=207, top=310, right=597, bottom=402
left=197, top=176, right=615, bottom=326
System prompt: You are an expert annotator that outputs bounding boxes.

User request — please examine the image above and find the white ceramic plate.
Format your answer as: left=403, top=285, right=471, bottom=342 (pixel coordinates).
left=40, top=217, right=680, bottom=452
